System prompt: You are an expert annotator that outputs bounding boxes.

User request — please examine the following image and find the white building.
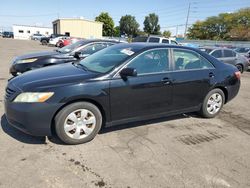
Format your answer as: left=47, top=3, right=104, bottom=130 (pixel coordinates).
left=12, top=25, right=53, bottom=40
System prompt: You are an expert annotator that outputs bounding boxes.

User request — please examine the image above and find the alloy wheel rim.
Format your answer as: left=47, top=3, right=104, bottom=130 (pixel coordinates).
left=207, top=93, right=223, bottom=115
left=64, top=109, right=96, bottom=139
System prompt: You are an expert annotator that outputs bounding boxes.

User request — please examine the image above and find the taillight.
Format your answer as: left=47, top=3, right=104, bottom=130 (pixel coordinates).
left=234, top=71, right=241, bottom=80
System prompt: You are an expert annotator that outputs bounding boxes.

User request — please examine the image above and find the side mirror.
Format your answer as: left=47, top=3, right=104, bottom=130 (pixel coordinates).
left=74, top=51, right=81, bottom=59
left=74, top=52, right=90, bottom=59
left=120, top=68, right=137, bottom=79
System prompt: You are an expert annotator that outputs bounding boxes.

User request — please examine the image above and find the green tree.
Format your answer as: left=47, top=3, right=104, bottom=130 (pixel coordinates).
left=119, top=15, right=140, bottom=37
left=187, top=7, right=250, bottom=41
left=95, top=12, right=114, bottom=36
left=162, top=30, right=171, bottom=38
left=143, top=13, right=161, bottom=35
left=113, top=26, right=120, bottom=37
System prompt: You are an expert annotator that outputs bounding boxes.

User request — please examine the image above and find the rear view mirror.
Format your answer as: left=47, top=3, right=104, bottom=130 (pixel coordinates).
left=120, top=68, right=137, bottom=79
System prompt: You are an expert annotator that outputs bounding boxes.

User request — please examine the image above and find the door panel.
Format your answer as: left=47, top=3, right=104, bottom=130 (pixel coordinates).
left=171, top=49, right=215, bottom=110
left=170, top=69, right=214, bottom=110
left=110, top=74, right=172, bottom=121
left=110, top=48, right=173, bottom=121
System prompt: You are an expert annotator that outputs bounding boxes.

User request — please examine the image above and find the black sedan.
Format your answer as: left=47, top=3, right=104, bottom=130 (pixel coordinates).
left=4, top=43, right=240, bottom=144
left=10, top=39, right=119, bottom=76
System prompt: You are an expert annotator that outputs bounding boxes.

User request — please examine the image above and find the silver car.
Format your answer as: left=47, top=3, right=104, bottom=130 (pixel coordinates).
left=200, top=47, right=249, bottom=73
left=31, top=34, right=46, bottom=41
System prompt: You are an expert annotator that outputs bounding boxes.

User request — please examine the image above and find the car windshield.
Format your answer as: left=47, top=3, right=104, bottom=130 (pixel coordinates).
left=57, top=40, right=86, bottom=54
left=79, top=44, right=142, bottom=73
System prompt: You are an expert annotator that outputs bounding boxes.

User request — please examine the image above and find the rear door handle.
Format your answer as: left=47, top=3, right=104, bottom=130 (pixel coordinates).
left=209, top=72, right=215, bottom=78
left=162, top=77, right=171, bottom=85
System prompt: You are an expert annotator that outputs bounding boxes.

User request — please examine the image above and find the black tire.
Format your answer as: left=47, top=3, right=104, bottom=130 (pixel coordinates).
left=55, top=102, right=102, bottom=144
left=59, top=43, right=64, bottom=48
left=41, top=40, right=48, bottom=45
left=236, top=64, right=243, bottom=73
left=200, top=88, right=225, bottom=118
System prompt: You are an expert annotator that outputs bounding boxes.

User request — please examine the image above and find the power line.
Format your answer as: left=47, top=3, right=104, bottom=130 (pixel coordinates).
left=0, top=13, right=57, bottom=18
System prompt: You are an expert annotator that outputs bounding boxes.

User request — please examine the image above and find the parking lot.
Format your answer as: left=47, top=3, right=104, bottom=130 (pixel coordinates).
left=0, top=38, right=250, bottom=188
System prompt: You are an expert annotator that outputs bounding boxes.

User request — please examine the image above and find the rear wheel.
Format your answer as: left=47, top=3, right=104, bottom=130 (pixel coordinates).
left=200, top=89, right=225, bottom=118
left=55, top=102, right=102, bottom=144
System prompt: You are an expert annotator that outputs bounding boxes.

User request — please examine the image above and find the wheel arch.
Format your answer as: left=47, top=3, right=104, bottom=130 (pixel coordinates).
left=213, top=86, right=228, bottom=104
left=50, top=98, right=107, bottom=136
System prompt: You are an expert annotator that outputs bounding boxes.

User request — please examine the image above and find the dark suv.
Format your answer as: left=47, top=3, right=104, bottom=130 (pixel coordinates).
left=2, top=31, right=14, bottom=38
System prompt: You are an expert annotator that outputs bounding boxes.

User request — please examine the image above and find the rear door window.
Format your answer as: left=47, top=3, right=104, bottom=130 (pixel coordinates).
left=211, top=50, right=223, bottom=58
left=173, top=49, right=214, bottom=70
left=224, top=50, right=235, bottom=57
left=148, top=37, right=160, bottom=43
left=162, top=39, right=169, bottom=44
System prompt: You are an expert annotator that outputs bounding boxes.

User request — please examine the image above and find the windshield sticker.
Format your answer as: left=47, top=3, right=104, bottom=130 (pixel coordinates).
left=120, top=49, right=135, bottom=56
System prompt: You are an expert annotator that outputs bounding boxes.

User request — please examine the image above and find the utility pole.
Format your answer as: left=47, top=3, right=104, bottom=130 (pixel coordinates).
left=184, top=3, right=191, bottom=38
left=176, top=25, right=179, bottom=37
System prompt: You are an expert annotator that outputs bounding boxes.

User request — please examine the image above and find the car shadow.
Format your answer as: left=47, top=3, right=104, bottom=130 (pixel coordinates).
left=1, top=115, right=46, bottom=144
left=1, top=112, right=198, bottom=145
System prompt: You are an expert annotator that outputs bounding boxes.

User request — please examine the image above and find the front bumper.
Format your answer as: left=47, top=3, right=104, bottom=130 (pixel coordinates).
left=4, top=99, right=63, bottom=136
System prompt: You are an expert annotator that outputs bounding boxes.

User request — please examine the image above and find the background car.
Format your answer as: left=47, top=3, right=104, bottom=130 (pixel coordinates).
left=4, top=43, right=241, bottom=144
left=133, top=35, right=178, bottom=45
left=40, top=34, right=67, bottom=45
left=2, top=31, right=14, bottom=38
left=10, top=39, right=120, bottom=76
left=56, top=37, right=81, bottom=48
left=49, top=36, right=70, bottom=46
left=235, top=47, right=250, bottom=63
left=200, top=47, right=249, bottom=73
left=30, top=33, right=46, bottom=41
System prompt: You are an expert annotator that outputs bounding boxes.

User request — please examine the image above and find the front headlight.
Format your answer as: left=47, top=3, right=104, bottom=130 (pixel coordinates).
left=16, top=58, right=38, bottom=64
left=13, top=92, right=54, bottom=103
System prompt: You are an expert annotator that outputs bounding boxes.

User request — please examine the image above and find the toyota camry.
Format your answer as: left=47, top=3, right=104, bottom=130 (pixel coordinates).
left=4, top=43, right=240, bottom=144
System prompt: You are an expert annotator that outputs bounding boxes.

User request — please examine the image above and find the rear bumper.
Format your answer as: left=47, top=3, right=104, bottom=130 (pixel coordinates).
left=4, top=99, right=63, bottom=136
left=226, top=79, right=240, bottom=103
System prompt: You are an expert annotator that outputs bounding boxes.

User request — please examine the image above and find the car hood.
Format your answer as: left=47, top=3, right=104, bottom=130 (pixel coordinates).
left=14, top=51, right=60, bottom=61
left=9, top=63, right=98, bottom=91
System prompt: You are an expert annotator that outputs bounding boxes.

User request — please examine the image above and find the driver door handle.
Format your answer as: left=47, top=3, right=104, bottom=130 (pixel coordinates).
left=209, top=72, right=215, bottom=78
left=162, top=77, right=171, bottom=85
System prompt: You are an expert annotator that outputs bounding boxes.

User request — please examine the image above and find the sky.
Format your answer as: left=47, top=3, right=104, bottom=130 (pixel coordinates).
left=0, top=0, right=250, bottom=35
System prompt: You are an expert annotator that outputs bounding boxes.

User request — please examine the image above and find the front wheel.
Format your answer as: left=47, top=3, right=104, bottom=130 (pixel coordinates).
left=200, top=89, right=225, bottom=118
left=55, top=102, right=102, bottom=144
left=236, top=64, right=243, bottom=73
left=41, top=40, right=48, bottom=45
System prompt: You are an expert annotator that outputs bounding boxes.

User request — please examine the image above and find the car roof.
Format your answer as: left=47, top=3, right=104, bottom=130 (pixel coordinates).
left=114, top=42, right=197, bottom=51
left=79, top=39, right=121, bottom=43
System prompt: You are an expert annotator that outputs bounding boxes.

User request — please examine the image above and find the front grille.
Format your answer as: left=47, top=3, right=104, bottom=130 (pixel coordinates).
left=5, top=87, right=16, bottom=100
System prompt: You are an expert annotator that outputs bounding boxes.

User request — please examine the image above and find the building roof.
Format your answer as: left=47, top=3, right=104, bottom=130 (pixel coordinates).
left=12, top=24, right=52, bottom=29
left=52, top=18, right=103, bottom=25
